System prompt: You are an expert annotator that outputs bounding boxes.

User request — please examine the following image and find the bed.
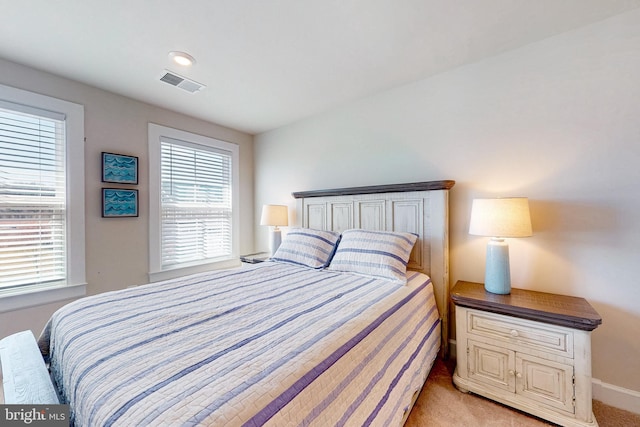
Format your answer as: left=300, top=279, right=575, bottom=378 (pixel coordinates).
left=36, top=180, right=455, bottom=426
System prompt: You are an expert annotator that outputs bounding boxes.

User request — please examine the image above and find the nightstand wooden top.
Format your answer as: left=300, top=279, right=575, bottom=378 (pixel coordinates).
left=451, top=281, right=602, bottom=331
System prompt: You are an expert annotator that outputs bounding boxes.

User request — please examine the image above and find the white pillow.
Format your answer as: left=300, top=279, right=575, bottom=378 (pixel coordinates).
left=328, top=229, right=417, bottom=283
left=271, top=228, right=341, bottom=269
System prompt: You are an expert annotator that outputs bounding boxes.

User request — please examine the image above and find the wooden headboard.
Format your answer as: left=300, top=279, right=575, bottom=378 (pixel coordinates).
left=292, top=180, right=455, bottom=357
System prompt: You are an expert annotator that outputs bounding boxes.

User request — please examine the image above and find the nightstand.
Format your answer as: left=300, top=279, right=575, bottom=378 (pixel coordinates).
left=240, top=252, right=270, bottom=264
left=451, top=281, right=602, bottom=427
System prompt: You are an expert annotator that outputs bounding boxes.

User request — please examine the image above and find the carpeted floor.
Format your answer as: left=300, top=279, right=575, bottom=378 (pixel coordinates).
left=406, top=358, right=640, bottom=427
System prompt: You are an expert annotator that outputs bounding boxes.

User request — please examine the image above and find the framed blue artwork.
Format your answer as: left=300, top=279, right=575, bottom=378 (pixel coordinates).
left=102, top=188, right=139, bottom=218
left=102, top=152, right=138, bottom=184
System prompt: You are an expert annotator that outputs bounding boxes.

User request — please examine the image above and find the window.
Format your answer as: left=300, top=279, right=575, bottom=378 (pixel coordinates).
left=0, top=84, right=85, bottom=311
left=149, top=124, right=239, bottom=281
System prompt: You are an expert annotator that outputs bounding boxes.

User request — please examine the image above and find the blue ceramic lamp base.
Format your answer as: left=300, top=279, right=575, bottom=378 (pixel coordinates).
left=484, top=238, right=511, bottom=294
left=269, top=228, right=282, bottom=256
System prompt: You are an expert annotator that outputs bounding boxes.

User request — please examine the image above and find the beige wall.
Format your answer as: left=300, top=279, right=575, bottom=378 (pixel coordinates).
left=0, top=58, right=255, bottom=337
left=254, top=8, right=640, bottom=402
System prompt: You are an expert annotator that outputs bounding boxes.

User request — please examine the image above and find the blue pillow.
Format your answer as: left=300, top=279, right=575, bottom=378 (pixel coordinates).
left=328, top=229, right=417, bottom=283
left=271, top=228, right=341, bottom=269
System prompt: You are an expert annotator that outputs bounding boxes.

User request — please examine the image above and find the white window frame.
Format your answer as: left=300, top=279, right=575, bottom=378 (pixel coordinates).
left=148, top=123, right=240, bottom=282
left=0, top=84, right=86, bottom=313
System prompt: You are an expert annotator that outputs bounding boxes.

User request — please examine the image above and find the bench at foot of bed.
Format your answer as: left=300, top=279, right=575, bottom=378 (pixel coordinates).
left=0, top=330, right=60, bottom=404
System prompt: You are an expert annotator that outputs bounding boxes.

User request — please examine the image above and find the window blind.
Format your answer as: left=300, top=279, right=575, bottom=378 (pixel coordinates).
left=160, top=138, right=233, bottom=269
left=0, top=105, right=66, bottom=291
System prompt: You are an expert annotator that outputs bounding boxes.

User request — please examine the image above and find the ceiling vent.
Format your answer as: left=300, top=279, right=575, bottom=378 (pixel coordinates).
left=159, top=70, right=205, bottom=93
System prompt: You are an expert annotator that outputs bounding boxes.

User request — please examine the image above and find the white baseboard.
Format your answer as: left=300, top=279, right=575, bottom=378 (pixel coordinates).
left=448, top=339, right=640, bottom=415
left=592, top=378, right=640, bottom=415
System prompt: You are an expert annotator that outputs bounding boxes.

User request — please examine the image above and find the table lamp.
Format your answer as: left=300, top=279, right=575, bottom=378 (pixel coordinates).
left=260, top=204, right=288, bottom=256
left=469, top=198, right=532, bottom=294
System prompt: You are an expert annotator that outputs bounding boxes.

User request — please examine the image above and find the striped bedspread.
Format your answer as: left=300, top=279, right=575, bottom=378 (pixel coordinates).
left=38, top=262, right=440, bottom=426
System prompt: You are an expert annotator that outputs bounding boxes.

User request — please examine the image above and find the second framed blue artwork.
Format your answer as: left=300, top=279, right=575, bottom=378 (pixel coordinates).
left=102, top=152, right=138, bottom=184
left=102, top=188, right=139, bottom=218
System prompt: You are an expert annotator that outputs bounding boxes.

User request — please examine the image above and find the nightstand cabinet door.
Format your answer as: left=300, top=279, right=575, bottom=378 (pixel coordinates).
left=468, top=340, right=515, bottom=392
left=468, top=339, right=575, bottom=414
left=517, top=353, right=575, bottom=413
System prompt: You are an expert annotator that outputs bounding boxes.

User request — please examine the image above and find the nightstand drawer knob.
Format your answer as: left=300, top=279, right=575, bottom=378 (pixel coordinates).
left=516, top=372, right=522, bottom=378
left=508, top=370, right=515, bottom=376
left=510, top=329, right=519, bottom=337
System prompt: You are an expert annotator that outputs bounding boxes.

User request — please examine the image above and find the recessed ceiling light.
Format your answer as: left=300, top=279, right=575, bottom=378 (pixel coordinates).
left=169, top=51, right=196, bottom=67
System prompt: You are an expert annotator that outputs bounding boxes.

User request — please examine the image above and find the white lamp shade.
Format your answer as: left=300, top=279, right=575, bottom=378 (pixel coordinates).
left=260, top=204, right=288, bottom=227
left=469, top=198, right=532, bottom=238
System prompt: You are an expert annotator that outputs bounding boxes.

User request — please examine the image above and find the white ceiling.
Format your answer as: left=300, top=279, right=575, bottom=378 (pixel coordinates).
left=1, top=1, right=639, bottom=135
